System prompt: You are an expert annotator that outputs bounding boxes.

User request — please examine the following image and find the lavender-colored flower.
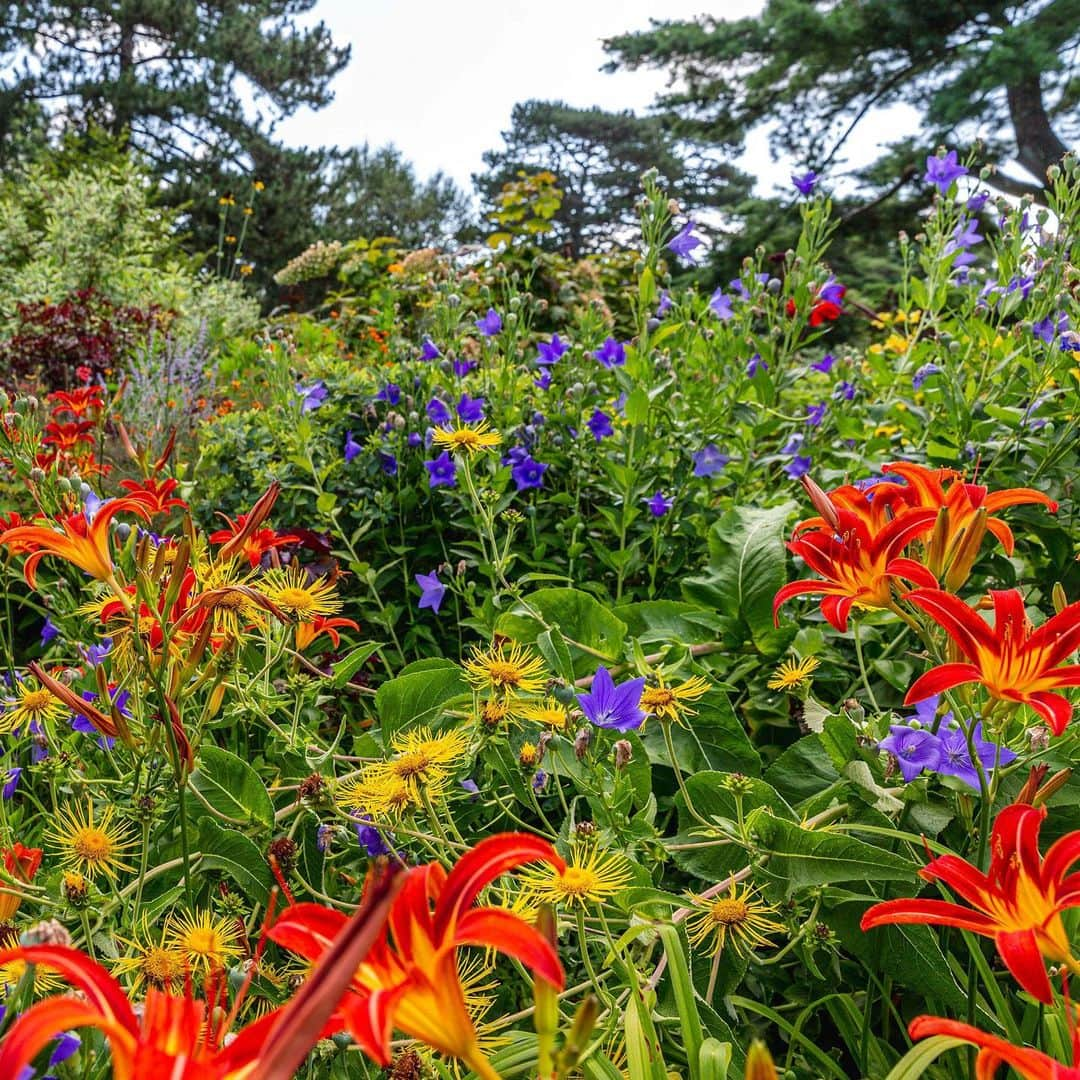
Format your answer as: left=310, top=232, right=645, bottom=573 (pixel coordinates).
left=577, top=666, right=646, bottom=732
left=709, top=289, right=735, bottom=321
left=343, top=431, right=362, bottom=463
left=935, top=721, right=1016, bottom=789
left=511, top=453, right=548, bottom=491
left=967, top=191, right=990, bottom=212
left=818, top=276, right=845, bottom=305
left=746, top=353, right=767, bottom=377
left=415, top=570, right=446, bottom=613
left=593, top=337, right=626, bottom=369
left=792, top=170, right=818, bottom=196
left=1061, top=332, right=1080, bottom=353
left=945, top=217, right=982, bottom=265
left=811, top=353, right=836, bottom=374
left=427, top=397, right=452, bottom=426
left=879, top=725, right=942, bottom=781
left=407, top=431, right=422, bottom=448
left=476, top=308, right=502, bottom=336
left=805, top=402, right=827, bottom=427
left=924, top=150, right=968, bottom=195
left=316, top=824, right=335, bottom=853
left=355, top=816, right=392, bottom=857
left=460, top=778, right=480, bottom=800
left=84, top=639, right=113, bottom=667
left=83, top=489, right=105, bottom=524
left=452, top=358, right=478, bottom=378
left=785, top=455, right=812, bottom=480
left=781, top=433, right=805, bottom=455
left=72, top=688, right=124, bottom=751
left=646, top=491, right=673, bottom=517
left=49, top=1029, right=81, bottom=1068
left=692, top=444, right=730, bottom=477
left=296, top=380, right=328, bottom=412
left=40, top=616, right=60, bottom=646
left=537, top=334, right=569, bottom=366
left=2, top=767, right=21, bottom=800
left=668, top=221, right=705, bottom=263
left=534, top=370, right=552, bottom=391
left=420, top=337, right=441, bottom=361
left=532, top=770, right=548, bottom=792
left=457, top=393, right=485, bottom=422
left=374, top=383, right=401, bottom=405
left=657, top=290, right=673, bottom=317
left=912, top=363, right=943, bottom=390
left=834, top=380, right=856, bottom=401
left=587, top=409, right=614, bottom=441
left=378, top=450, right=398, bottom=476
left=425, top=451, right=457, bottom=488
left=1032, top=312, right=1069, bottom=344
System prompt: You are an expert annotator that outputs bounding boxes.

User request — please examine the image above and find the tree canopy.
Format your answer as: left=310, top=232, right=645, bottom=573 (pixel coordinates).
left=605, top=0, right=1080, bottom=197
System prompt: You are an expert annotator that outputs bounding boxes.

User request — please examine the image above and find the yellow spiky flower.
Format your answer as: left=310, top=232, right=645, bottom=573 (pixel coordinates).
left=639, top=673, right=711, bottom=724
left=48, top=801, right=136, bottom=882
left=1, top=678, right=68, bottom=733
left=113, top=920, right=186, bottom=994
left=767, top=656, right=820, bottom=692
left=431, top=420, right=502, bottom=455
left=463, top=640, right=547, bottom=697
left=517, top=844, right=632, bottom=910
left=260, top=564, right=344, bottom=622
left=685, top=881, right=784, bottom=957
left=166, top=908, right=244, bottom=974
left=513, top=697, right=572, bottom=731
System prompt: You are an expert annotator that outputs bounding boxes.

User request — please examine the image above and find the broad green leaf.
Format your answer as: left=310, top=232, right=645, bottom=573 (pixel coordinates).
left=883, top=1036, right=967, bottom=1080
left=682, top=503, right=796, bottom=657
left=330, top=641, right=383, bottom=687
left=752, top=809, right=917, bottom=893
left=536, top=627, right=575, bottom=684
left=641, top=690, right=760, bottom=776
left=374, top=660, right=468, bottom=737
left=190, top=745, right=273, bottom=829
left=197, top=818, right=273, bottom=903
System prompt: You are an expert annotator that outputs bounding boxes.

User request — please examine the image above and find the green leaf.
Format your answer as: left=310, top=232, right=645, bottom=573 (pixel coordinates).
left=330, top=641, right=383, bottom=687
left=316, top=491, right=337, bottom=514
left=698, top=1039, right=731, bottom=1080
left=197, top=818, right=273, bottom=904
left=883, top=1037, right=967, bottom=1080
left=536, top=627, right=575, bottom=684
left=624, top=387, right=650, bottom=426
left=495, top=588, right=627, bottom=675
left=657, top=925, right=704, bottom=1080
left=752, top=809, right=917, bottom=894
left=641, top=691, right=760, bottom=776
left=374, top=659, right=468, bottom=737
left=682, top=503, right=796, bottom=657
left=190, top=745, right=274, bottom=829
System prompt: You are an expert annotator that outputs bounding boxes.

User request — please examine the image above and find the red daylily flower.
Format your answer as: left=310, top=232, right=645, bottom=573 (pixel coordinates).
left=862, top=803, right=1080, bottom=1002
left=773, top=484, right=937, bottom=632
left=295, top=615, right=359, bottom=651
left=48, top=386, right=104, bottom=418
left=0, top=843, right=43, bottom=922
left=909, top=1015, right=1080, bottom=1079
left=905, top=588, right=1080, bottom=734
left=269, top=833, right=564, bottom=1079
left=0, top=497, right=150, bottom=588
left=118, top=476, right=188, bottom=515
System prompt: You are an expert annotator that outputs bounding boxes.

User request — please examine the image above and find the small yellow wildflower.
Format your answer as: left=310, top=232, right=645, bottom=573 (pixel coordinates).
left=113, top=921, right=186, bottom=993
left=166, top=909, right=244, bottom=974
left=261, top=565, right=344, bottom=622
left=463, top=641, right=547, bottom=697
left=2, top=678, right=68, bottom=733
left=49, top=801, right=136, bottom=881
left=517, top=845, right=632, bottom=909
left=431, top=420, right=502, bottom=455
left=639, top=674, right=711, bottom=724
left=767, top=656, right=821, bottom=692
left=685, top=882, right=784, bottom=957
left=514, top=697, right=572, bottom=730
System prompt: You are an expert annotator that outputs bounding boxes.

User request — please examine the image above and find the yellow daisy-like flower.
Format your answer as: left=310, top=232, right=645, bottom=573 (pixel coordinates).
left=767, top=656, right=820, bottom=692
left=477, top=699, right=511, bottom=728
left=431, top=420, right=502, bottom=455
left=49, top=801, right=137, bottom=881
left=639, top=674, right=711, bottom=724
left=0, top=955, right=62, bottom=996
left=463, top=640, right=547, bottom=697
left=113, top=921, right=186, bottom=994
left=517, top=845, right=632, bottom=909
left=513, top=697, right=572, bottom=730
left=260, top=565, right=344, bottom=622
left=1, top=678, right=68, bottom=733
left=166, top=909, right=244, bottom=974
left=386, top=726, right=470, bottom=788
left=685, top=882, right=784, bottom=957
left=339, top=768, right=425, bottom=819
left=192, top=558, right=265, bottom=638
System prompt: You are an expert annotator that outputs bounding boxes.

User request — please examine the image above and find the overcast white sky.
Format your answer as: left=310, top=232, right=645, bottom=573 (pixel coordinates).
left=276, top=0, right=916, bottom=197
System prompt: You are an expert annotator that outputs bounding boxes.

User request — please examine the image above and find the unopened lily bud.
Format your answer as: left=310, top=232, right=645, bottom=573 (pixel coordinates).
left=1052, top=582, right=1068, bottom=615
left=843, top=699, right=865, bottom=724
left=1035, top=768, right=1073, bottom=806
left=1015, top=764, right=1050, bottom=805
left=799, top=474, right=839, bottom=530
left=613, top=739, right=633, bottom=769
left=943, top=508, right=988, bottom=592
left=745, top=1041, right=779, bottom=1080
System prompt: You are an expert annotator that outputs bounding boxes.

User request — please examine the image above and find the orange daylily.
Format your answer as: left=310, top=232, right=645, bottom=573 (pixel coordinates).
left=872, top=462, right=1058, bottom=589
left=0, top=843, right=42, bottom=922
left=0, top=867, right=403, bottom=1080
left=862, top=803, right=1080, bottom=1002
left=48, top=386, right=104, bottom=418
left=905, top=588, right=1080, bottom=734
left=0, top=496, right=150, bottom=589
left=118, top=476, right=188, bottom=515
left=295, top=615, right=358, bottom=651
left=209, top=484, right=297, bottom=567
left=269, top=833, right=565, bottom=1079
left=773, top=480, right=937, bottom=632
left=908, top=1015, right=1080, bottom=1079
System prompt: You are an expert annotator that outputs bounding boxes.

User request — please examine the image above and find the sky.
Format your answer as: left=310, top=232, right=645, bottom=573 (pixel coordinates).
left=275, top=0, right=838, bottom=196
